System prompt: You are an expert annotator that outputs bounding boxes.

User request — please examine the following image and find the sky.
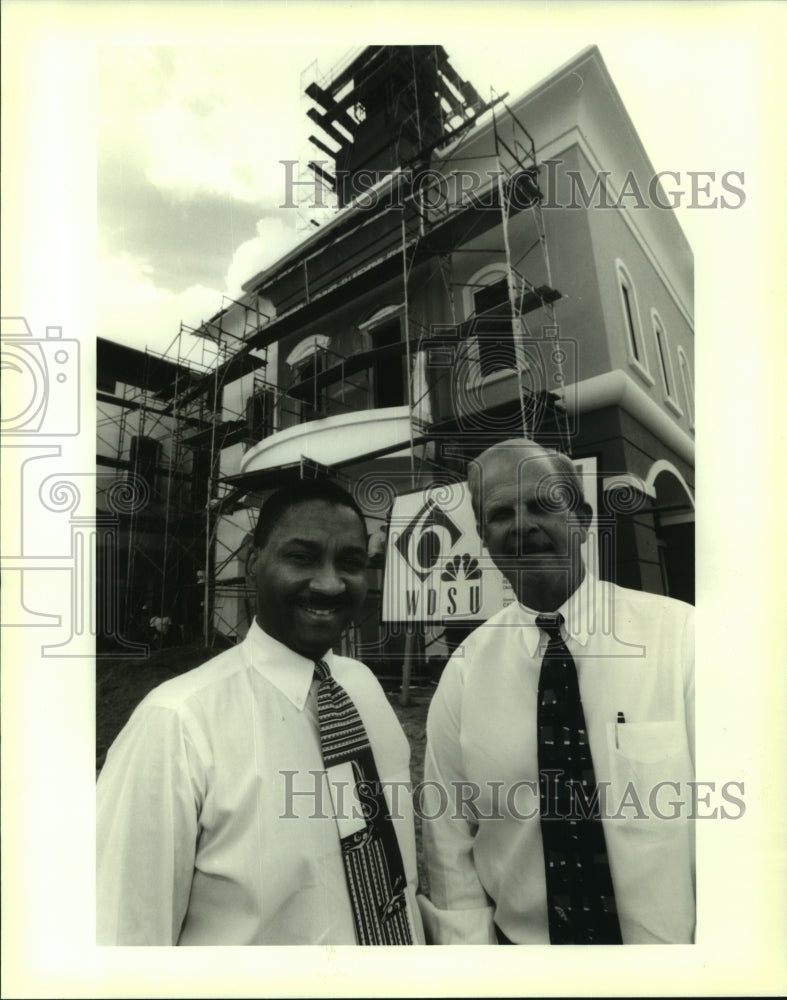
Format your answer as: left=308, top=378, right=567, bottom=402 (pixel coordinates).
left=4, top=4, right=787, bottom=996
left=95, top=8, right=757, bottom=362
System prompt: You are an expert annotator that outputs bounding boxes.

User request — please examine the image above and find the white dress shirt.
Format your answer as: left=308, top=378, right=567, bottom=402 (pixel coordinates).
left=420, top=574, right=695, bottom=945
left=97, top=619, right=425, bottom=945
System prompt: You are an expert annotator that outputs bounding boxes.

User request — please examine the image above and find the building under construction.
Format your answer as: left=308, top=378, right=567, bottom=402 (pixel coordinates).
left=96, top=45, right=695, bottom=680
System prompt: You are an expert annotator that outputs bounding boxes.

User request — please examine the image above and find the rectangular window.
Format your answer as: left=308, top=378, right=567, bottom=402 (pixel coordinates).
left=296, top=354, right=327, bottom=420
left=370, top=318, right=405, bottom=407
left=473, top=278, right=517, bottom=377
left=245, top=390, right=275, bottom=439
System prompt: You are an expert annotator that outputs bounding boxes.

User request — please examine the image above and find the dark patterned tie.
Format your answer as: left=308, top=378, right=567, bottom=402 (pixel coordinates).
left=314, top=659, right=413, bottom=945
left=535, top=613, right=622, bottom=944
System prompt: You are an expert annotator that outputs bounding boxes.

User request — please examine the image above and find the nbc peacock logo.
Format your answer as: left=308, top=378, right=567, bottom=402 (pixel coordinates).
left=440, top=554, right=482, bottom=583
left=439, top=553, right=482, bottom=616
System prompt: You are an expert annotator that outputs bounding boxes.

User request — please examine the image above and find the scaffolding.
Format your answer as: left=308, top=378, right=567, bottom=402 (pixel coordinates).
left=287, top=47, right=567, bottom=679
left=233, top=49, right=568, bottom=469
left=97, top=339, right=209, bottom=644
left=406, top=86, right=570, bottom=465
left=96, top=301, right=268, bottom=648
left=96, top=44, right=569, bottom=658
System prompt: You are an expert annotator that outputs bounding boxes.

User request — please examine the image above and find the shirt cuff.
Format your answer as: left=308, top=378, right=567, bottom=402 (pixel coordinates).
left=416, top=894, right=496, bottom=945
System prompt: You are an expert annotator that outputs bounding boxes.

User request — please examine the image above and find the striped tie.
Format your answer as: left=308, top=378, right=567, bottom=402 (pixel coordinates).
left=536, top=613, right=622, bottom=944
left=314, top=659, right=413, bottom=945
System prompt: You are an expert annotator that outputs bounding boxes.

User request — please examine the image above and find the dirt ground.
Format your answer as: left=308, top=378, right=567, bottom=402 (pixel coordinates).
left=96, top=644, right=433, bottom=890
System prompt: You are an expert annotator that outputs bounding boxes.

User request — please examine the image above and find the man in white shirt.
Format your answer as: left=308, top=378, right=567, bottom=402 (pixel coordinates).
left=97, top=478, right=425, bottom=945
left=419, top=439, right=695, bottom=944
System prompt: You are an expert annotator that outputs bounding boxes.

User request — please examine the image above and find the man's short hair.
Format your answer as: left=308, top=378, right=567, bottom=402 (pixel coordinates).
left=467, top=439, right=586, bottom=519
left=253, top=478, right=367, bottom=549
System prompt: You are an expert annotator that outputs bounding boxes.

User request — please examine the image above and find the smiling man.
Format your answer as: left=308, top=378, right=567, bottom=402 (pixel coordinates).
left=419, top=439, right=695, bottom=945
left=97, top=478, right=424, bottom=945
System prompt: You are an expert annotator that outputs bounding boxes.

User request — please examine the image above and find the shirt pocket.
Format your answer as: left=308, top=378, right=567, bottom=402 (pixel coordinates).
left=605, top=720, right=693, bottom=826
left=602, top=721, right=696, bottom=943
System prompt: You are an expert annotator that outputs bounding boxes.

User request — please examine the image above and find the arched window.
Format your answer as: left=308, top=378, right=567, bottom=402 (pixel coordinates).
left=358, top=304, right=406, bottom=408
left=650, top=309, right=682, bottom=417
left=285, top=335, right=332, bottom=420
left=615, top=260, right=653, bottom=386
left=464, top=264, right=517, bottom=377
left=285, top=334, right=331, bottom=370
left=677, top=347, right=695, bottom=429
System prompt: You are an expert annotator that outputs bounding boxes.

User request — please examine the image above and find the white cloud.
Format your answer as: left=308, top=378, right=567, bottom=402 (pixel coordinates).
left=224, top=217, right=303, bottom=298
left=98, top=252, right=222, bottom=358
left=98, top=213, right=306, bottom=357
left=136, top=47, right=335, bottom=208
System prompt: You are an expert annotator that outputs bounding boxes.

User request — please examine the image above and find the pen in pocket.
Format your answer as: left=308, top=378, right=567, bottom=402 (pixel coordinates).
left=615, top=710, right=626, bottom=748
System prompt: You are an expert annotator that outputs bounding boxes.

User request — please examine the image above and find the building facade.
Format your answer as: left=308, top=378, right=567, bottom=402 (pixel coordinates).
left=96, top=45, right=695, bottom=670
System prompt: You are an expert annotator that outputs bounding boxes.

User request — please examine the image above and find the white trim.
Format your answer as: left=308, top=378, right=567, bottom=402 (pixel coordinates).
left=536, top=129, right=694, bottom=330
left=650, top=307, right=681, bottom=411
left=615, top=258, right=652, bottom=383
left=244, top=48, right=693, bottom=333
left=664, top=396, right=684, bottom=419
left=240, top=405, right=412, bottom=474
left=461, top=262, right=508, bottom=319
left=357, top=303, right=404, bottom=331
left=557, top=369, right=695, bottom=467
left=602, top=473, right=656, bottom=500
left=434, top=125, right=695, bottom=354
left=676, top=346, right=695, bottom=430
left=629, top=358, right=655, bottom=388
left=285, top=334, right=331, bottom=368
left=459, top=263, right=521, bottom=379
left=645, top=458, right=695, bottom=509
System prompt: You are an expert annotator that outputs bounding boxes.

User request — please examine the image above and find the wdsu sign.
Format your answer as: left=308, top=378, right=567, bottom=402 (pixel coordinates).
left=380, top=458, right=598, bottom=624
left=381, top=482, right=515, bottom=623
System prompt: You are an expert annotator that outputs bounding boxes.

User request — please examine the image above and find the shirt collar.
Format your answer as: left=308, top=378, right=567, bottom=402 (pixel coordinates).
left=243, top=618, right=336, bottom=712
left=514, top=571, right=595, bottom=656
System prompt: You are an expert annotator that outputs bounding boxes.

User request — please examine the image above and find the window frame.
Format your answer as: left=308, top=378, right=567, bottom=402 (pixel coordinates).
left=615, top=259, right=654, bottom=387
left=677, top=346, right=695, bottom=431
left=285, top=334, right=332, bottom=370
left=463, top=264, right=522, bottom=380
left=650, top=309, right=683, bottom=418
left=359, top=304, right=407, bottom=410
